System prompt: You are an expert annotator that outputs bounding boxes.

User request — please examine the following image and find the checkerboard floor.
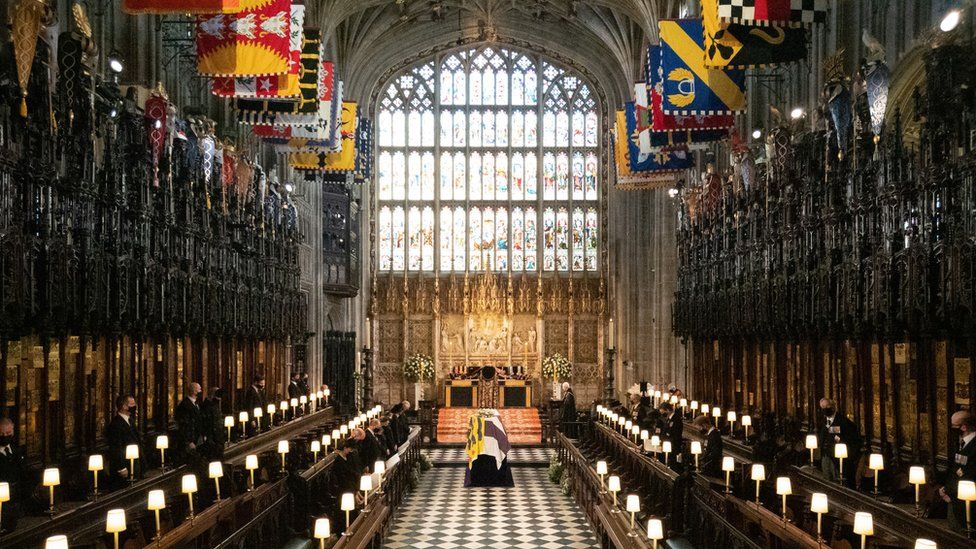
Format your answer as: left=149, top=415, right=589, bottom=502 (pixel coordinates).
left=383, top=467, right=600, bottom=549
left=426, top=447, right=555, bottom=465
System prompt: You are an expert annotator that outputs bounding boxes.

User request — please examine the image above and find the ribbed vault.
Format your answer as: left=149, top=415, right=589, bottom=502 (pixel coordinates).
left=307, top=0, right=680, bottom=109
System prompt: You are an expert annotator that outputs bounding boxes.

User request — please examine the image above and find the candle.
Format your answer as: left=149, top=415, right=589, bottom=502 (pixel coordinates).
left=105, top=508, right=127, bottom=549
left=147, top=489, right=165, bottom=540
left=182, top=474, right=198, bottom=518
left=209, top=462, right=224, bottom=501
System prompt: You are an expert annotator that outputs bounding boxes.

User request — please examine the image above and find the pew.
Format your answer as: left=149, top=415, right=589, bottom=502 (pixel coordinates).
left=1, top=406, right=336, bottom=546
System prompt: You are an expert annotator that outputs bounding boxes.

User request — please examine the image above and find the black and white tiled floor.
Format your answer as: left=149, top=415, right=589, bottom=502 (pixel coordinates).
left=383, top=467, right=600, bottom=549
left=426, top=447, right=555, bottom=465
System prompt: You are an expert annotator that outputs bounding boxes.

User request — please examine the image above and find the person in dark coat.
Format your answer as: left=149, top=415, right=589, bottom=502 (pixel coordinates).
left=817, top=398, right=862, bottom=486
left=199, top=387, right=226, bottom=458
left=287, top=372, right=303, bottom=399
left=243, top=375, right=267, bottom=416
left=693, top=414, right=723, bottom=478
left=942, top=411, right=976, bottom=530
left=396, top=401, right=412, bottom=442
left=327, top=440, right=365, bottom=526
left=299, top=373, right=310, bottom=396
left=174, top=382, right=203, bottom=460
left=380, top=416, right=398, bottom=454
left=560, top=382, right=577, bottom=437
left=0, top=418, right=29, bottom=530
left=107, top=394, right=142, bottom=490
left=660, top=402, right=683, bottom=447
left=361, top=419, right=388, bottom=471
left=388, top=405, right=404, bottom=446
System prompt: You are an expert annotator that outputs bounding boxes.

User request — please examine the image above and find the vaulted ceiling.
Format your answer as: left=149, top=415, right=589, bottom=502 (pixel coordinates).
left=309, top=0, right=685, bottom=112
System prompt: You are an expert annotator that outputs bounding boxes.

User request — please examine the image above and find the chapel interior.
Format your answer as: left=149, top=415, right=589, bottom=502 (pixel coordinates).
left=0, top=0, right=974, bottom=548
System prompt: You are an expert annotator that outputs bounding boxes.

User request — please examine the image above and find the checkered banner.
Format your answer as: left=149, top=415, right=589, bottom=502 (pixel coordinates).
left=717, top=0, right=827, bottom=26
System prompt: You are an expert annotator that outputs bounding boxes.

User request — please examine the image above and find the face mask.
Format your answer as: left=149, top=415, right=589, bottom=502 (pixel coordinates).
left=0, top=435, right=11, bottom=446
left=128, top=405, right=137, bottom=415
left=822, top=408, right=835, bottom=416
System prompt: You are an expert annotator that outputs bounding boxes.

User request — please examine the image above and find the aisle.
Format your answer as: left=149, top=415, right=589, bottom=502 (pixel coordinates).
left=383, top=466, right=600, bottom=549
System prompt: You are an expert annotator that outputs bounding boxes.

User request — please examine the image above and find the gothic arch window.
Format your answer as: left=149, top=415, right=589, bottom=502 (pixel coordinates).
left=375, top=46, right=599, bottom=273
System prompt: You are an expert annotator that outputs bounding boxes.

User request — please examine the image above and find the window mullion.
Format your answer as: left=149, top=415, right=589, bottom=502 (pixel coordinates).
left=433, top=58, right=441, bottom=275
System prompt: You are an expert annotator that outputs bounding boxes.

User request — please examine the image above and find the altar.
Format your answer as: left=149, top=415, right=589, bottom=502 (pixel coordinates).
left=444, top=365, right=532, bottom=408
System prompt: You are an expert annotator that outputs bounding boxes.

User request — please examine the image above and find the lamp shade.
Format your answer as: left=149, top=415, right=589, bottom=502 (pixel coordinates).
left=670, top=395, right=678, bottom=404
left=290, top=398, right=298, bottom=408
left=208, top=461, right=224, bottom=479
left=245, top=454, right=259, bottom=470
left=701, top=404, right=710, bottom=415
left=181, top=474, right=198, bottom=494
left=631, top=426, right=640, bottom=437
left=317, top=391, right=324, bottom=400
left=834, top=443, right=848, bottom=459
left=776, top=477, right=792, bottom=495
left=44, top=535, right=68, bottom=549
left=156, top=435, right=169, bottom=450
left=375, top=461, right=386, bottom=475
left=914, top=539, right=937, bottom=549
left=727, top=411, right=737, bottom=422
left=626, top=494, right=641, bottom=513
left=608, top=475, right=621, bottom=492
left=712, top=407, right=721, bottom=418
left=238, top=411, right=249, bottom=423
left=853, top=512, right=873, bottom=536
left=280, top=400, right=289, bottom=410
left=340, top=425, right=349, bottom=436
left=596, top=461, right=608, bottom=475
left=278, top=440, right=290, bottom=454
left=751, top=464, right=765, bottom=481
left=322, top=435, right=332, bottom=448
left=690, top=441, right=702, bottom=455
left=625, top=420, right=633, bottom=431
left=300, top=395, right=308, bottom=405
left=690, top=400, right=699, bottom=410
left=359, top=475, right=373, bottom=492
left=340, top=493, right=355, bottom=511
left=332, top=429, right=341, bottom=440
left=125, top=444, right=139, bottom=460
left=805, top=434, right=818, bottom=449
left=741, top=415, right=752, bottom=426
left=641, top=430, right=649, bottom=441
left=267, top=404, right=276, bottom=415
left=88, top=454, right=104, bottom=471
left=869, top=453, right=884, bottom=471
left=647, top=518, right=664, bottom=540
left=314, top=518, right=331, bottom=539
left=662, top=441, right=673, bottom=454
left=680, top=398, right=688, bottom=408
left=810, top=492, right=829, bottom=513
left=617, top=417, right=625, bottom=426
left=909, top=466, right=926, bottom=485
left=958, top=480, right=976, bottom=501
left=650, top=435, right=661, bottom=448
left=43, top=468, right=60, bottom=487
left=224, top=416, right=234, bottom=428
left=105, top=508, right=127, bottom=533
left=253, top=407, right=263, bottom=418
left=722, top=456, right=735, bottom=472
left=0, top=482, right=9, bottom=502
left=311, top=440, right=321, bottom=453
left=147, top=489, right=166, bottom=510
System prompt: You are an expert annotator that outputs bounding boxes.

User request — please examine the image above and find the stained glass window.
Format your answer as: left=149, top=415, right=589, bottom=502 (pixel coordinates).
left=376, top=47, right=599, bottom=273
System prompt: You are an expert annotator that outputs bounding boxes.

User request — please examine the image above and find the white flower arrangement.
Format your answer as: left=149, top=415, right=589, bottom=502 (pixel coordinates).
left=542, top=353, right=572, bottom=380
left=403, top=353, right=435, bottom=383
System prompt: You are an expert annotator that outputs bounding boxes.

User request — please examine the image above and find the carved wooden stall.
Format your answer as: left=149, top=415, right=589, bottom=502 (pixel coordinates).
left=371, top=272, right=605, bottom=406
left=673, top=41, right=976, bottom=467
left=0, top=21, right=306, bottom=467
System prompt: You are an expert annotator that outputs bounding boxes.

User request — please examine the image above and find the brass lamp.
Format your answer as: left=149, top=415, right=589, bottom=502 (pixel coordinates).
left=626, top=495, right=640, bottom=536
left=662, top=440, right=672, bottom=464
left=311, top=440, right=321, bottom=462
left=42, top=468, right=60, bottom=514
left=375, top=461, right=386, bottom=494
left=88, top=455, right=104, bottom=498
left=608, top=475, right=621, bottom=512
left=647, top=518, right=664, bottom=549
left=340, top=493, right=355, bottom=534
left=909, top=466, right=926, bottom=517
left=750, top=464, right=765, bottom=505
left=727, top=410, right=737, bottom=433
left=721, top=457, right=735, bottom=493
left=224, top=416, right=234, bottom=440
left=181, top=474, right=198, bottom=520
left=322, top=434, right=333, bottom=452
left=44, top=535, right=68, bottom=549
left=834, top=443, right=848, bottom=482
left=267, top=404, right=277, bottom=425
left=690, top=441, right=702, bottom=469
left=959, top=480, right=976, bottom=535
left=208, top=461, right=224, bottom=501
left=105, top=508, right=126, bottom=549
left=238, top=411, right=249, bottom=438
left=810, top=492, right=828, bottom=543
left=596, top=461, right=608, bottom=493
left=278, top=440, right=290, bottom=473
left=775, top=477, right=792, bottom=521
left=0, top=481, right=10, bottom=528
left=853, top=512, right=873, bottom=549
left=868, top=453, right=884, bottom=496
left=712, top=406, right=722, bottom=428
left=245, top=454, right=259, bottom=490
left=805, top=434, right=818, bottom=465
left=360, top=474, right=373, bottom=511
left=156, top=435, right=169, bottom=469
left=314, top=517, right=331, bottom=549
left=125, top=445, right=139, bottom=482
left=147, top=489, right=166, bottom=540
left=741, top=415, right=752, bottom=438
left=253, top=407, right=264, bottom=431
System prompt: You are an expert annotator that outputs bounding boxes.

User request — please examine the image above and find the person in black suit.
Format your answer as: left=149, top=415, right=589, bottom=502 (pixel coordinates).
left=816, top=398, right=862, bottom=486
left=287, top=372, right=303, bottom=399
left=380, top=416, right=398, bottom=454
left=328, top=440, right=364, bottom=511
left=560, top=382, right=577, bottom=438
left=361, top=419, right=388, bottom=471
left=243, top=375, right=267, bottom=418
left=388, top=405, right=404, bottom=446
left=299, top=373, right=310, bottom=396
left=693, top=414, right=723, bottom=478
left=174, top=382, right=203, bottom=460
left=396, top=401, right=412, bottom=443
left=107, top=394, right=142, bottom=490
left=199, top=387, right=226, bottom=458
left=660, top=402, right=683, bottom=450
left=0, top=418, right=29, bottom=530
left=941, top=411, right=976, bottom=531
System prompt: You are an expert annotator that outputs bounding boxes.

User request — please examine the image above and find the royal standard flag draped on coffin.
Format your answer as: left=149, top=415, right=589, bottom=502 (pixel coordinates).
left=211, top=2, right=305, bottom=98
left=702, top=0, right=808, bottom=69
left=196, top=0, right=291, bottom=77
left=659, top=19, right=746, bottom=115
left=646, top=45, right=735, bottom=132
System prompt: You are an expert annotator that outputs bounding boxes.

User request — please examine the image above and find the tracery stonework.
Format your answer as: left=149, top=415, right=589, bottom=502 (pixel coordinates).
left=371, top=273, right=603, bottom=404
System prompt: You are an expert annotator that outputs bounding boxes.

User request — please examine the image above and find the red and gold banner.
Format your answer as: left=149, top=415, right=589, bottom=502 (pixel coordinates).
left=124, top=0, right=240, bottom=14
left=196, top=0, right=291, bottom=77
left=211, top=2, right=304, bottom=97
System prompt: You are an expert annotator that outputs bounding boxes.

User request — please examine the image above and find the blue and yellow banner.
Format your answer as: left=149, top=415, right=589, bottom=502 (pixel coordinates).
left=619, top=105, right=696, bottom=174
left=659, top=18, right=746, bottom=115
